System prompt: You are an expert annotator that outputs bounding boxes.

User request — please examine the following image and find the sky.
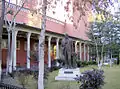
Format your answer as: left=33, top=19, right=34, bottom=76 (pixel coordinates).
left=110, top=1, right=120, bottom=14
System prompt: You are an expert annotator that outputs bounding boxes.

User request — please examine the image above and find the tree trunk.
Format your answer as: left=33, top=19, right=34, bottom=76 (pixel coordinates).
left=0, top=0, right=5, bottom=81
left=5, top=0, right=26, bottom=73
left=95, top=43, right=99, bottom=63
left=101, top=44, right=104, bottom=64
left=38, top=0, right=47, bottom=89
left=110, top=51, right=112, bottom=67
left=90, top=29, right=99, bottom=64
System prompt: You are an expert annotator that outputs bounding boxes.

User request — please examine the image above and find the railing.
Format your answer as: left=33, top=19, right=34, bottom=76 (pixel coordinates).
left=0, top=83, right=26, bottom=89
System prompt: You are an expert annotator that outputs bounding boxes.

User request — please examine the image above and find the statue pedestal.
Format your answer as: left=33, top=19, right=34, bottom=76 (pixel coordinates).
left=55, top=68, right=80, bottom=81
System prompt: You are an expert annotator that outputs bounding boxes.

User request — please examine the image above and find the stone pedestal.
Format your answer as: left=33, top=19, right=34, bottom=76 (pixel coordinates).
left=55, top=68, right=80, bottom=81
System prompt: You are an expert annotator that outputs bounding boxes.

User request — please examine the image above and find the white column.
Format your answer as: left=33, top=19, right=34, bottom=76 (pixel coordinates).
left=56, top=38, right=59, bottom=59
left=48, top=36, right=52, bottom=68
left=84, top=43, right=86, bottom=61
left=11, top=30, right=18, bottom=71
left=27, top=32, right=31, bottom=69
left=79, top=42, right=82, bottom=61
left=75, top=41, right=78, bottom=53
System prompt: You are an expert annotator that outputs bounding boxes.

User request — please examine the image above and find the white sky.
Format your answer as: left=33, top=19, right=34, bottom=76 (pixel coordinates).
left=6, top=0, right=21, bottom=5
left=108, top=0, right=120, bottom=15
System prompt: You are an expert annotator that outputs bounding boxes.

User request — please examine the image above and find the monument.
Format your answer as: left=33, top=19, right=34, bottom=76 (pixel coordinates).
left=55, top=33, right=80, bottom=81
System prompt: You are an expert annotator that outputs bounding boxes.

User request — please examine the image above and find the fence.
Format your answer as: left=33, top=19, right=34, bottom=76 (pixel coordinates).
left=0, top=83, right=26, bottom=89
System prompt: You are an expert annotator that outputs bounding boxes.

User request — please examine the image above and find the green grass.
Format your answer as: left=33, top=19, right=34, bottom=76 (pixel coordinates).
left=45, top=70, right=79, bottom=89
left=103, top=65, right=120, bottom=89
left=45, top=65, right=120, bottom=89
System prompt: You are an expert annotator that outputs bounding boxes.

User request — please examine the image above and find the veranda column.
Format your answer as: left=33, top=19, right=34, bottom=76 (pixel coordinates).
left=84, top=43, right=86, bottom=61
left=75, top=41, right=78, bottom=53
left=56, top=38, right=59, bottom=59
left=79, top=42, right=82, bottom=61
left=6, top=30, right=11, bottom=74
left=48, top=36, right=52, bottom=68
left=11, top=30, right=18, bottom=71
left=87, top=46, right=90, bottom=61
left=27, top=32, right=31, bottom=69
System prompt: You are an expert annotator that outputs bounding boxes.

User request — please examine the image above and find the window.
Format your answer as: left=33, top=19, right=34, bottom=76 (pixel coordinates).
left=24, top=41, right=27, bottom=51
left=2, top=39, right=8, bottom=49
left=2, top=39, right=20, bottom=49
left=17, top=40, right=20, bottom=50
left=33, top=43, right=38, bottom=51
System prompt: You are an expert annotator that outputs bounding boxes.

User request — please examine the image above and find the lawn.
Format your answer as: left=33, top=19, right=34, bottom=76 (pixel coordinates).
left=45, top=65, right=120, bottom=89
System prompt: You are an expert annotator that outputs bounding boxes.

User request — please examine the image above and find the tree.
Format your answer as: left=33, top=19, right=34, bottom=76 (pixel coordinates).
left=37, top=0, right=47, bottom=88
left=103, top=20, right=120, bottom=63
left=4, top=0, right=27, bottom=74
left=87, top=15, right=120, bottom=67
left=32, top=0, right=66, bottom=88
left=72, top=0, right=114, bottom=28
left=36, top=0, right=115, bottom=88
left=0, top=0, right=5, bottom=81
left=87, top=21, right=106, bottom=68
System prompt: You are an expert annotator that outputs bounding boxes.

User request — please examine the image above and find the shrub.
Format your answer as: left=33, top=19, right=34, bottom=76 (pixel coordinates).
left=76, top=61, right=88, bottom=67
left=8, top=64, right=49, bottom=88
left=77, top=61, right=97, bottom=67
left=13, top=69, right=34, bottom=88
left=88, top=61, right=97, bottom=65
left=82, top=61, right=88, bottom=66
left=29, top=50, right=49, bottom=79
left=76, top=61, right=82, bottom=67
left=75, top=69, right=105, bottom=89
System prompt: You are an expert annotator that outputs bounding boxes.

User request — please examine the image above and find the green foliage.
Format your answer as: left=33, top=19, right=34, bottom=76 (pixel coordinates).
left=10, top=65, right=49, bottom=88
left=77, top=61, right=97, bottom=67
left=30, top=51, right=38, bottom=61
left=71, top=52, right=78, bottom=68
left=76, top=69, right=105, bottom=89
left=88, top=16, right=120, bottom=62
left=31, top=64, right=49, bottom=80
left=12, top=69, right=36, bottom=88
left=88, top=61, right=97, bottom=65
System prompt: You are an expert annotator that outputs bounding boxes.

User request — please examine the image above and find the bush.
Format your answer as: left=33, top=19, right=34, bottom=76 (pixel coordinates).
left=76, top=61, right=82, bottom=67
left=76, top=61, right=87, bottom=67
left=82, top=61, right=88, bottom=66
left=77, top=61, right=97, bottom=67
left=50, top=60, right=61, bottom=71
left=8, top=64, right=49, bottom=88
left=88, top=61, right=97, bottom=65
left=75, top=69, right=105, bottom=89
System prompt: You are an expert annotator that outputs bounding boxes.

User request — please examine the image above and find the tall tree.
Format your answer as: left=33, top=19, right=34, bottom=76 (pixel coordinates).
left=4, top=0, right=27, bottom=74
left=103, top=20, right=120, bottom=60
left=87, top=20, right=108, bottom=67
left=88, top=16, right=120, bottom=67
left=37, top=0, right=47, bottom=89
left=36, top=0, right=115, bottom=88
left=0, top=0, right=5, bottom=81
left=34, top=0, right=64, bottom=88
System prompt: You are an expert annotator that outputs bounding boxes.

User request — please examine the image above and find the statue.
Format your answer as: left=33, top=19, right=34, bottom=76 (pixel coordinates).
left=61, top=33, right=76, bottom=69
left=55, top=34, right=80, bottom=81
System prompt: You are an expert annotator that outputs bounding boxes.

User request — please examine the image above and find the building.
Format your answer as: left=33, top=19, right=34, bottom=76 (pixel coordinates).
left=1, top=0, right=91, bottom=69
